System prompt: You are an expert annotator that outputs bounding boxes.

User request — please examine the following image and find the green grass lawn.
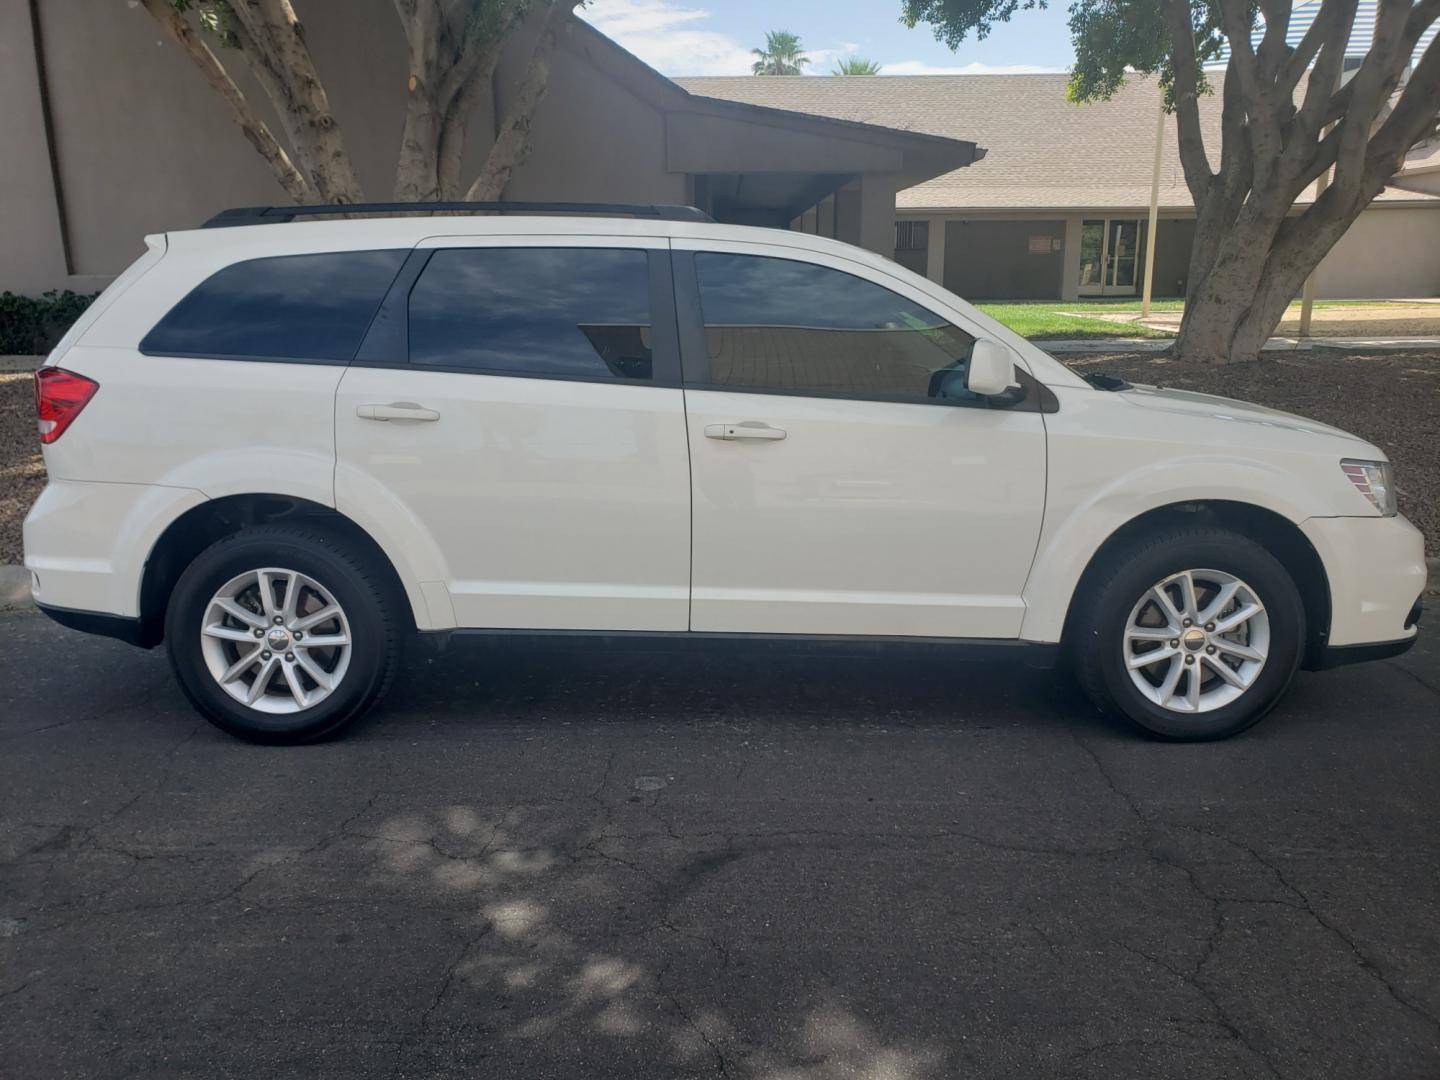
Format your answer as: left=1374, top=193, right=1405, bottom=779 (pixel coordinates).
left=974, top=298, right=1382, bottom=340
left=975, top=301, right=1176, bottom=340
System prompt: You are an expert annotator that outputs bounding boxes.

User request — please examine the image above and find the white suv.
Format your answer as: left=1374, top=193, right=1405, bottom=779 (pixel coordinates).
left=23, top=203, right=1426, bottom=743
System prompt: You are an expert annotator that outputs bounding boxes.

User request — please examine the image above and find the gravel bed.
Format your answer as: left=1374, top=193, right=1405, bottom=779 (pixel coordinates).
left=0, top=374, right=41, bottom=565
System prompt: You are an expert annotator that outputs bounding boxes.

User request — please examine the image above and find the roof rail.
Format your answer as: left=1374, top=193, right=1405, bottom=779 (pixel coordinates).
left=201, top=202, right=715, bottom=228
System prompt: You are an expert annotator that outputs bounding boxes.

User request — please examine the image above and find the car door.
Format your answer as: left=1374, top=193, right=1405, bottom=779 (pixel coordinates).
left=674, top=239, right=1048, bottom=639
left=334, top=235, right=691, bottom=631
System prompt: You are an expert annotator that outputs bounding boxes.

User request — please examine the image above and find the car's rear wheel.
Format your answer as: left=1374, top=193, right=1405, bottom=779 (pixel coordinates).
left=165, top=524, right=401, bottom=743
left=1071, top=526, right=1306, bottom=740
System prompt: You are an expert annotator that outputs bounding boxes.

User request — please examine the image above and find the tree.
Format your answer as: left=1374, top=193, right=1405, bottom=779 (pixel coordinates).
left=900, top=0, right=1440, bottom=364
left=752, top=30, right=811, bottom=75
left=833, top=57, right=884, bottom=75
left=138, top=0, right=582, bottom=205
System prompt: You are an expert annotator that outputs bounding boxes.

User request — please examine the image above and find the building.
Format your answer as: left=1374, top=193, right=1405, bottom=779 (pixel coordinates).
left=0, top=2, right=976, bottom=295
left=678, top=74, right=1440, bottom=301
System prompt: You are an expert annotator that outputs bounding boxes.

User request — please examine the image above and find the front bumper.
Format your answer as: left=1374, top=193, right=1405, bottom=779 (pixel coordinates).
left=1313, top=593, right=1422, bottom=669
left=1301, top=514, right=1426, bottom=659
left=36, top=602, right=153, bottom=648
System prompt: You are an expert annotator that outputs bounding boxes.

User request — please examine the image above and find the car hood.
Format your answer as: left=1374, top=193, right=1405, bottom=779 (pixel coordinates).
left=1119, top=383, right=1371, bottom=445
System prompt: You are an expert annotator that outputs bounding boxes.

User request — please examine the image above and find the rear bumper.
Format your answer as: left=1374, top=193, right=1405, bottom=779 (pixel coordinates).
left=23, top=479, right=206, bottom=617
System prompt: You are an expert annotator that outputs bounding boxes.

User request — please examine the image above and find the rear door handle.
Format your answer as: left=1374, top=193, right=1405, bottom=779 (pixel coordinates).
left=357, top=402, right=440, bottom=422
left=704, top=421, right=787, bottom=442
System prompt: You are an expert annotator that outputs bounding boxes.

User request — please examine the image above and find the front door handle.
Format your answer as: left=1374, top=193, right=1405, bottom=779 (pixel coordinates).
left=704, top=421, right=787, bottom=442
left=357, top=402, right=440, bottom=422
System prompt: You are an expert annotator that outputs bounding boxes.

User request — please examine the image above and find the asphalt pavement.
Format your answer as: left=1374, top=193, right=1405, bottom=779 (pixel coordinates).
left=2, top=609, right=1438, bottom=1079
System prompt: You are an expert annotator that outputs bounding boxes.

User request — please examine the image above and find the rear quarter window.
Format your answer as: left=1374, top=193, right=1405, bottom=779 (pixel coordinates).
left=140, top=249, right=407, bottom=361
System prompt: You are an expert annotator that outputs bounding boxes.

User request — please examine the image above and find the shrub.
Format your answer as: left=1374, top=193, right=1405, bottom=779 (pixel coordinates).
left=0, top=290, right=98, bottom=355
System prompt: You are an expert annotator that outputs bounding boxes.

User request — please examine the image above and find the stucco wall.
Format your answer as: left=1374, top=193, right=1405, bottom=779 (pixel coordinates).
left=943, top=219, right=1065, bottom=300
left=0, top=0, right=682, bottom=292
left=1313, top=205, right=1440, bottom=298
left=0, top=0, right=71, bottom=294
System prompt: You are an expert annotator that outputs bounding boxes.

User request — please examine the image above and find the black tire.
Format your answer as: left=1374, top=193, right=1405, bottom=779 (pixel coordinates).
left=164, top=524, right=402, bottom=744
left=1070, top=526, right=1306, bottom=741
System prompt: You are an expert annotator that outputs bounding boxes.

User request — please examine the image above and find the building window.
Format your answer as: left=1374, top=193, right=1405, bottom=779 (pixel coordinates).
left=895, top=220, right=929, bottom=252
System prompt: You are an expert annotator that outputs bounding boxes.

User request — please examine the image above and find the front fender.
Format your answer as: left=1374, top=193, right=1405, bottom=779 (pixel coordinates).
left=1019, top=454, right=1315, bottom=644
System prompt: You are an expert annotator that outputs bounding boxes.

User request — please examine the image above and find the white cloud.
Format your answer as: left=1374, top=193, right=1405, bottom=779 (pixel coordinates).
left=580, top=0, right=755, bottom=76
left=580, top=2, right=1066, bottom=78
left=878, top=59, right=1063, bottom=75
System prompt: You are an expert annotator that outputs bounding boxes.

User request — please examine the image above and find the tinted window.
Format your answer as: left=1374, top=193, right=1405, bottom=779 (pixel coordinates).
left=694, top=253, right=979, bottom=404
left=142, top=250, right=406, bottom=361
left=408, top=248, right=654, bottom=380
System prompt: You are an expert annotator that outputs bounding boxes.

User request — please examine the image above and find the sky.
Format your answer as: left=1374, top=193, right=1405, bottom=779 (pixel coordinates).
left=578, top=0, right=1077, bottom=77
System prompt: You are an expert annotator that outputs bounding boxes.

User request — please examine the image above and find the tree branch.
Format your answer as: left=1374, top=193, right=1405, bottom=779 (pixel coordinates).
left=1280, top=0, right=1356, bottom=91
left=1329, top=0, right=1418, bottom=202
left=1286, top=0, right=1356, bottom=184
left=394, top=0, right=447, bottom=199
left=228, top=0, right=364, bottom=202
left=137, top=0, right=314, bottom=202
left=1365, top=32, right=1440, bottom=179
left=1160, top=0, right=1215, bottom=201
left=1216, top=0, right=1286, bottom=173
left=464, top=2, right=574, bottom=202
left=1255, top=0, right=1292, bottom=79
left=438, top=37, right=507, bottom=199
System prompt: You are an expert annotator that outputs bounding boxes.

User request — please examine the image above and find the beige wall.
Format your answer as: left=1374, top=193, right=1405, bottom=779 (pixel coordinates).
left=943, top=219, right=1065, bottom=300
left=901, top=206, right=1440, bottom=302
left=1313, top=206, right=1440, bottom=298
left=0, top=0, right=690, bottom=293
left=0, top=0, right=74, bottom=294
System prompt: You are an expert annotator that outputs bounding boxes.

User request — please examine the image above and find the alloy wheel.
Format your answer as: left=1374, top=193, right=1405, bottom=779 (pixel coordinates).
left=1122, top=568, right=1269, bottom=714
left=199, top=568, right=352, bottom=714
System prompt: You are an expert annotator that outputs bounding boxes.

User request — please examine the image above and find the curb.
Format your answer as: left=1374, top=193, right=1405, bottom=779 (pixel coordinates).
left=0, top=565, right=31, bottom=611
left=1041, top=337, right=1440, bottom=356
left=0, top=356, right=45, bottom=373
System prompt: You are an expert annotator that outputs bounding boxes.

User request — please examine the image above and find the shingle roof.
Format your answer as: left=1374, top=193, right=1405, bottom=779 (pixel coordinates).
left=675, top=73, right=1434, bottom=212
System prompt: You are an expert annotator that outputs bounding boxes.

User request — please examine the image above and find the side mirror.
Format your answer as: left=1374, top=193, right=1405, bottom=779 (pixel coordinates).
left=966, top=339, right=1019, bottom=397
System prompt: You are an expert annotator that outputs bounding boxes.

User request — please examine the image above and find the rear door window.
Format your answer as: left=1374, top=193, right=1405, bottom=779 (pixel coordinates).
left=141, top=250, right=406, bottom=362
left=407, top=247, right=655, bottom=381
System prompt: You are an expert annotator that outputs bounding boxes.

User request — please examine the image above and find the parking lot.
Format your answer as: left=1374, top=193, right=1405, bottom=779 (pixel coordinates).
left=2, top=608, right=1438, bottom=1079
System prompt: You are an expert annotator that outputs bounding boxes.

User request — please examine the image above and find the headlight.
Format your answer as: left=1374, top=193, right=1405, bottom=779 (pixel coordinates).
left=1340, top=458, right=1397, bottom=516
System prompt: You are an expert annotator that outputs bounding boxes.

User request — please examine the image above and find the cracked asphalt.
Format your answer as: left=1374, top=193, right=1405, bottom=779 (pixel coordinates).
left=2, top=608, right=1438, bottom=1080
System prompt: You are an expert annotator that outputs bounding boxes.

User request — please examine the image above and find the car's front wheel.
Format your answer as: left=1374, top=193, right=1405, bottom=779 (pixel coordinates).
left=164, top=524, right=402, bottom=743
left=1071, top=526, right=1306, bottom=740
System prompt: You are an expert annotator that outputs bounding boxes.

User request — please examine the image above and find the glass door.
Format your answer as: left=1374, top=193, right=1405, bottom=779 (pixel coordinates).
left=1078, top=220, right=1106, bottom=295
left=1107, top=220, right=1139, bottom=293
left=1077, top=218, right=1142, bottom=296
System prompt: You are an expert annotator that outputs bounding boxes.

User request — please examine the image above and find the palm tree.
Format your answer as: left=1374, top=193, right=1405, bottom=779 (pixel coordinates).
left=832, top=57, right=882, bottom=76
left=751, top=30, right=810, bottom=76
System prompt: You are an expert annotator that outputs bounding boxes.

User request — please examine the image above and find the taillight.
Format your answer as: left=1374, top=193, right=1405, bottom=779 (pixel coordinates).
left=34, top=367, right=99, bottom=445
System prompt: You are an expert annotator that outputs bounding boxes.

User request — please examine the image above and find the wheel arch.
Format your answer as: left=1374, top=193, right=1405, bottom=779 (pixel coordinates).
left=136, top=494, right=423, bottom=647
left=1053, top=500, right=1332, bottom=668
